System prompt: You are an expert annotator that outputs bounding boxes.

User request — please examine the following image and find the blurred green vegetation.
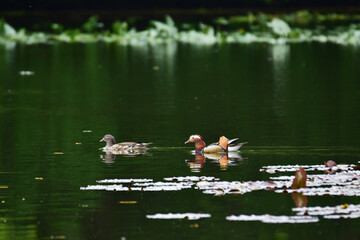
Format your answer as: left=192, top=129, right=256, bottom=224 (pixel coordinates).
left=1, top=11, right=360, bottom=45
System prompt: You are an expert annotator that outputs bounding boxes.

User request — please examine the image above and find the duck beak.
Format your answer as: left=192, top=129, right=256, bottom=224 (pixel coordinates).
left=185, top=139, right=191, bottom=144
left=100, top=138, right=104, bottom=142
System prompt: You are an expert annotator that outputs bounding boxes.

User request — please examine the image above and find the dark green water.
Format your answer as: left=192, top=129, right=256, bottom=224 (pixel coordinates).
left=1, top=42, right=360, bottom=239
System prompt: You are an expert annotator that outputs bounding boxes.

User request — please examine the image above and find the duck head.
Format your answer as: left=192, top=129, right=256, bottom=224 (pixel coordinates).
left=218, top=136, right=229, bottom=151
left=100, top=134, right=116, bottom=147
left=185, top=134, right=206, bottom=152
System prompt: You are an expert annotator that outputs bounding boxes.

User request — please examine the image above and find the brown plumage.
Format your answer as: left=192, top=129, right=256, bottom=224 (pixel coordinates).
left=100, top=134, right=152, bottom=151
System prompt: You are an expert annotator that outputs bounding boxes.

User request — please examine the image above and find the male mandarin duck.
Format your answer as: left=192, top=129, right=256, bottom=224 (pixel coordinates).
left=185, top=134, right=247, bottom=153
left=100, top=134, right=152, bottom=151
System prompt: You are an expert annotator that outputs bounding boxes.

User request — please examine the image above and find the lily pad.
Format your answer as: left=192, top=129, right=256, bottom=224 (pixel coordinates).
left=146, top=213, right=211, bottom=220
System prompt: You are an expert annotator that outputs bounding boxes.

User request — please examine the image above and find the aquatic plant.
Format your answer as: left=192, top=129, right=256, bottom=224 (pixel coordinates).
left=0, top=19, right=17, bottom=37
left=267, top=18, right=291, bottom=37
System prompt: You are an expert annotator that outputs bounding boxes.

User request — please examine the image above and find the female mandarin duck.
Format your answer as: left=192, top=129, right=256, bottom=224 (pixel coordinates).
left=100, top=134, right=152, bottom=151
left=185, top=134, right=247, bottom=153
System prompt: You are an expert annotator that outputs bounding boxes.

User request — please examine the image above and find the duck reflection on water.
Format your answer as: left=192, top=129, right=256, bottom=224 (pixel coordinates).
left=100, top=148, right=151, bottom=163
left=185, top=154, right=206, bottom=172
left=100, top=152, right=117, bottom=164
left=186, top=151, right=246, bottom=171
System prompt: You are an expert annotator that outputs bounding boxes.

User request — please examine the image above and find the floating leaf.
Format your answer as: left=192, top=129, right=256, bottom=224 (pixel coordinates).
left=293, top=203, right=360, bottom=219
left=97, top=178, right=153, bottom=183
left=146, top=213, right=211, bottom=220
left=226, top=214, right=318, bottom=223
left=260, top=164, right=354, bottom=173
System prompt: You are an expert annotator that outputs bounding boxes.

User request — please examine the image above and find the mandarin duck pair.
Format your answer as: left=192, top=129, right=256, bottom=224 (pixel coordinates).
left=99, top=134, right=247, bottom=154
left=185, top=134, right=247, bottom=153
left=184, top=135, right=247, bottom=171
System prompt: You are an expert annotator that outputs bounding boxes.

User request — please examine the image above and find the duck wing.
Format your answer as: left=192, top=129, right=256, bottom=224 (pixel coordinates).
left=228, top=142, right=248, bottom=151
left=228, top=138, right=239, bottom=145
left=209, top=138, right=247, bottom=152
left=210, top=138, right=239, bottom=146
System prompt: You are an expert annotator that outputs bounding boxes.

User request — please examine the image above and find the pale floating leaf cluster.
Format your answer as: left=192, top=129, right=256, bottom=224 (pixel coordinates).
left=81, top=163, right=360, bottom=197
left=81, top=182, right=193, bottom=192
left=226, top=214, right=319, bottom=223
left=293, top=203, right=360, bottom=220
left=1, top=13, right=360, bottom=45
left=80, top=176, right=287, bottom=194
left=196, top=180, right=286, bottom=196
left=81, top=162, right=360, bottom=223
left=163, top=176, right=219, bottom=182
left=260, top=164, right=355, bottom=174
left=146, top=213, right=211, bottom=220
left=97, top=178, right=153, bottom=183
left=264, top=164, right=360, bottom=196
left=81, top=176, right=211, bottom=192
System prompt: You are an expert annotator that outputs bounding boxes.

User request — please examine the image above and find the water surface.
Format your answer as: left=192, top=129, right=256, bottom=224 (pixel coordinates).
left=0, top=42, right=360, bottom=239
